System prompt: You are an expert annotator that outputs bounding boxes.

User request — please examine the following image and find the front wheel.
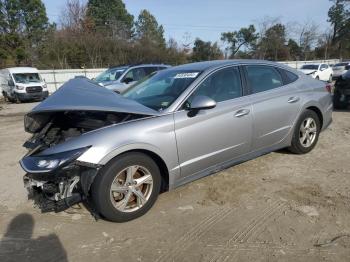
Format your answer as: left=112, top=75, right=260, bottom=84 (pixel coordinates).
left=91, top=152, right=161, bottom=222
left=288, top=110, right=320, bottom=154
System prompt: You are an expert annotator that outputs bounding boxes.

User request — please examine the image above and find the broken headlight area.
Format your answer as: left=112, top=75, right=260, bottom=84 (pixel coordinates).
left=20, top=147, right=89, bottom=173
left=21, top=148, right=100, bottom=213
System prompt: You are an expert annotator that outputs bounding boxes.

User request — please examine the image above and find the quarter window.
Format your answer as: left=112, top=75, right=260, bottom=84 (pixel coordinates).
left=245, top=66, right=283, bottom=94
left=283, top=69, right=298, bottom=84
left=188, top=67, right=242, bottom=104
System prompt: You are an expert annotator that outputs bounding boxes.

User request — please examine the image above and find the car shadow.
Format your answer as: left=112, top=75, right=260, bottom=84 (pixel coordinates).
left=333, top=108, right=350, bottom=112
left=0, top=213, right=68, bottom=262
left=275, top=148, right=292, bottom=155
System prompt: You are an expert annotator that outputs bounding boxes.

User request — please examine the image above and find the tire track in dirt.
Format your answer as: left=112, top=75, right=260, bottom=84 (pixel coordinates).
left=155, top=207, right=233, bottom=262
left=207, top=200, right=286, bottom=262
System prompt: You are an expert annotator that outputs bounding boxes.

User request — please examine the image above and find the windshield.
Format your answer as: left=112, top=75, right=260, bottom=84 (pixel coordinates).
left=13, top=73, right=41, bottom=83
left=95, top=67, right=127, bottom=82
left=301, top=65, right=318, bottom=70
left=123, top=69, right=202, bottom=111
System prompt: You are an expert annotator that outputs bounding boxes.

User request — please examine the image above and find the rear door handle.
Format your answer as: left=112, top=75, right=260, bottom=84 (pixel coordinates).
left=235, top=109, right=250, bottom=117
left=288, top=97, right=300, bottom=103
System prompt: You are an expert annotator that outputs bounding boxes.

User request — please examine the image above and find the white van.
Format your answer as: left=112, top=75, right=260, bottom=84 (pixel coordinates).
left=0, top=67, right=48, bottom=103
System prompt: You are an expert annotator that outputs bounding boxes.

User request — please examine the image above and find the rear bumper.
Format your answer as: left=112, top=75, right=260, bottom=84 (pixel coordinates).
left=16, top=91, right=48, bottom=101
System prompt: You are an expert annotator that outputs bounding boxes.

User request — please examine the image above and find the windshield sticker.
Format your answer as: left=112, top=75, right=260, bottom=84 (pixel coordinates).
left=174, top=72, right=199, bottom=79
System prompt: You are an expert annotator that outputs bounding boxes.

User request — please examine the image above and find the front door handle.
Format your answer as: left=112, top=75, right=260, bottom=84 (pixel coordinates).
left=288, top=97, right=300, bottom=103
left=235, top=109, right=250, bottom=117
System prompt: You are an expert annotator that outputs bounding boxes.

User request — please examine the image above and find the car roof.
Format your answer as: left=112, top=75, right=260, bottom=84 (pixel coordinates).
left=169, top=59, right=294, bottom=72
left=109, top=64, right=170, bottom=70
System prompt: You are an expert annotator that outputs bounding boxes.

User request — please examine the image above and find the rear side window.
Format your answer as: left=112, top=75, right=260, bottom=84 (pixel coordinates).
left=245, top=66, right=283, bottom=94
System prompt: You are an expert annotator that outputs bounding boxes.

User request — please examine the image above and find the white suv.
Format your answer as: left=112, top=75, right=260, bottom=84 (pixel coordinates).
left=299, top=63, right=333, bottom=82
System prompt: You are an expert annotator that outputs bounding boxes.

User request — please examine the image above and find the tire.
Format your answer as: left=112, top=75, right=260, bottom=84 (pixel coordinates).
left=288, top=109, right=321, bottom=154
left=333, top=92, right=348, bottom=109
left=14, top=94, right=21, bottom=104
left=91, top=152, right=161, bottom=222
left=315, top=76, right=320, bottom=80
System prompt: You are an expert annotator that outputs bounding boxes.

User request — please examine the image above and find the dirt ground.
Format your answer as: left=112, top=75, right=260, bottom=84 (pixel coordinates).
left=0, top=101, right=350, bottom=262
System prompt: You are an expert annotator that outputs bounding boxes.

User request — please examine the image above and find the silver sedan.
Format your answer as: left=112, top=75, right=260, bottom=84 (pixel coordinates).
left=20, top=60, right=333, bottom=222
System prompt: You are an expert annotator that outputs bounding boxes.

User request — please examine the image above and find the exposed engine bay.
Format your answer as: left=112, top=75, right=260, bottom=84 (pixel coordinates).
left=22, top=110, right=148, bottom=215
left=24, top=111, right=144, bottom=151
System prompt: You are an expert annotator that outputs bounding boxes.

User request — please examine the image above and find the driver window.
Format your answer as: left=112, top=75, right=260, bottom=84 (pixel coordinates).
left=124, top=68, right=147, bottom=82
left=187, top=67, right=242, bottom=106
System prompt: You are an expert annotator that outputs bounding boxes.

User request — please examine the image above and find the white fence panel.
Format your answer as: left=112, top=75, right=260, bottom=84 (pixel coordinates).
left=40, top=68, right=106, bottom=93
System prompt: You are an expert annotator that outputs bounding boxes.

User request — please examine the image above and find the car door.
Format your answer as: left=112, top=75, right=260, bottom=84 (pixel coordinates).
left=174, top=66, right=253, bottom=178
left=244, top=65, right=302, bottom=151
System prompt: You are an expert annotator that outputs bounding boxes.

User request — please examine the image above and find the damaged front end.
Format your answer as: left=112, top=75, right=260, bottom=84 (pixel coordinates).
left=21, top=146, right=99, bottom=213
left=20, top=78, right=159, bottom=214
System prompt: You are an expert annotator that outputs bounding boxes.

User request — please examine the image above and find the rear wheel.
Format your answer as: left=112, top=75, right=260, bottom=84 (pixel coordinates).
left=91, top=152, right=161, bottom=222
left=315, top=76, right=320, bottom=80
left=288, top=110, right=320, bottom=154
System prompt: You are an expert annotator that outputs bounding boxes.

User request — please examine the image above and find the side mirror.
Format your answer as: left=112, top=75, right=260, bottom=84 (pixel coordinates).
left=123, top=77, right=134, bottom=84
left=8, top=79, right=14, bottom=86
left=188, top=95, right=216, bottom=117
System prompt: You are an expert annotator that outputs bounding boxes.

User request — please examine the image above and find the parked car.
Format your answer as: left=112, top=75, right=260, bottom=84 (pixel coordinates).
left=93, top=64, right=170, bottom=93
left=299, top=63, right=333, bottom=82
left=333, top=69, right=350, bottom=109
left=0, top=67, right=48, bottom=103
left=20, top=60, right=332, bottom=222
left=332, top=62, right=350, bottom=80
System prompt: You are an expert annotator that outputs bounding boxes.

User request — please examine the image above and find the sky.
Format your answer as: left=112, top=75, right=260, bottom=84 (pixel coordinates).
left=42, top=0, right=333, bottom=47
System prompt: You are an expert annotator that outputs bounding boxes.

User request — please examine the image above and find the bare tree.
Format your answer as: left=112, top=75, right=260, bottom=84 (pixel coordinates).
left=297, top=20, right=319, bottom=60
left=253, top=16, right=281, bottom=59
left=59, top=0, right=87, bottom=31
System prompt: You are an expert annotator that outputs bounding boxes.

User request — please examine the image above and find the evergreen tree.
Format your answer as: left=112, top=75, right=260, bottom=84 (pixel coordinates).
left=135, top=9, right=165, bottom=48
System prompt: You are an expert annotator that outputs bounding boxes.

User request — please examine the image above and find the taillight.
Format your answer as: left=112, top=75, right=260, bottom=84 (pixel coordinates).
left=325, top=84, right=332, bottom=93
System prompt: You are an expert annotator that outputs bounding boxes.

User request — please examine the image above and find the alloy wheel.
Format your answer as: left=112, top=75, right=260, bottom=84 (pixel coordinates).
left=110, top=165, right=153, bottom=213
left=299, top=117, right=317, bottom=148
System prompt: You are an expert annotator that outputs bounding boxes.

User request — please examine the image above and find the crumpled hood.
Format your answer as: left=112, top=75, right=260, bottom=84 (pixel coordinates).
left=29, top=78, right=159, bottom=116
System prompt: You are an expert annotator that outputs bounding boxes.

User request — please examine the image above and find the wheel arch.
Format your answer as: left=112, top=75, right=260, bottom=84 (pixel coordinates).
left=305, top=105, right=323, bottom=129
left=99, top=145, right=170, bottom=192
